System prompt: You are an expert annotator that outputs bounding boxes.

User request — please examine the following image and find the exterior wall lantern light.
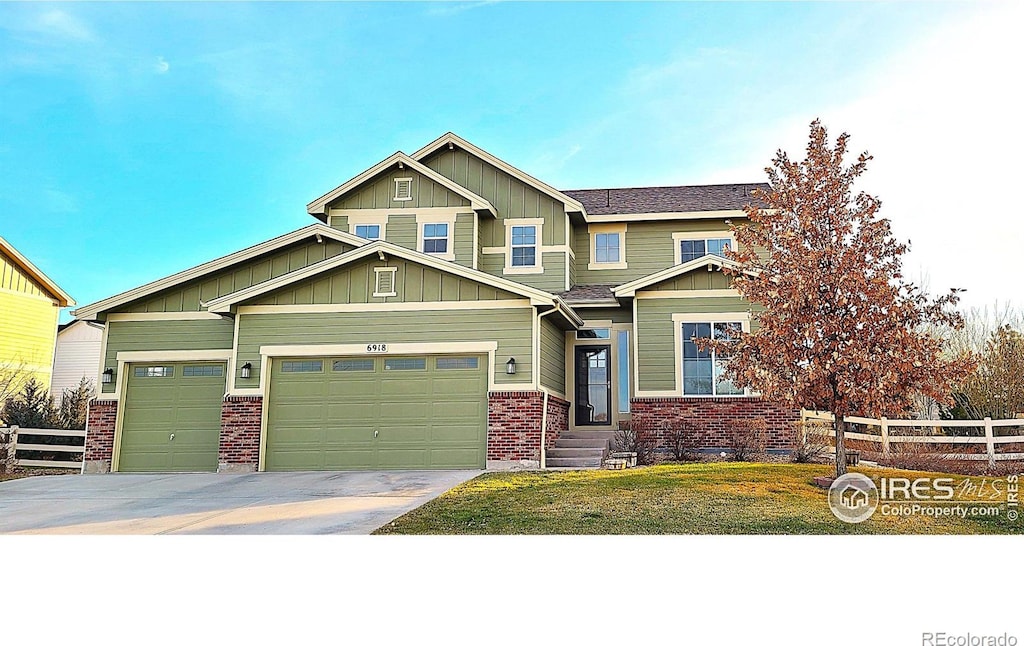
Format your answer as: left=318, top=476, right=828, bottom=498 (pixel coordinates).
left=240, top=362, right=252, bottom=379
left=505, top=357, right=516, bottom=375
left=102, top=368, right=114, bottom=384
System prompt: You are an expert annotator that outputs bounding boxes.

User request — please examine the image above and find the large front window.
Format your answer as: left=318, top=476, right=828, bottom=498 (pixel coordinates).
left=682, top=321, right=743, bottom=395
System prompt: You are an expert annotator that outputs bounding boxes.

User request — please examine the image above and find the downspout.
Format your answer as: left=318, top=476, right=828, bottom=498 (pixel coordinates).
left=536, top=301, right=564, bottom=470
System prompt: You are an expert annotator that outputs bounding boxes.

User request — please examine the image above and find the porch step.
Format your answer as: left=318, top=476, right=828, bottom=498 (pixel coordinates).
left=545, top=456, right=606, bottom=468
left=553, top=438, right=610, bottom=449
left=559, top=430, right=619, bottom=440
left=547, top=447, right=607, bottom=459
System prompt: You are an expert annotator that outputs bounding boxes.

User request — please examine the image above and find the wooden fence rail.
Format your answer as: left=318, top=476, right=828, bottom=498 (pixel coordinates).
left=800, top=411, right=1024, bottom=467
left=0, top=426, right=86, bottom=470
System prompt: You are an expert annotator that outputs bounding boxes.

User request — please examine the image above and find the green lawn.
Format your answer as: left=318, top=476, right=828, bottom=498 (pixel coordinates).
left=374, top=462, right=1022, bottom=534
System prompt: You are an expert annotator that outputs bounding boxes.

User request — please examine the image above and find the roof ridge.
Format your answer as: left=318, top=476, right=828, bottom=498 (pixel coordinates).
left=562, top=182, right=768, bottom=192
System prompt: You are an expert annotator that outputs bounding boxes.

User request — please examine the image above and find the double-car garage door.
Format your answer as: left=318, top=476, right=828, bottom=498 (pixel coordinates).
left=265, top=354, right=487, bottom=470
left=116, top=354, right=487, bottom=472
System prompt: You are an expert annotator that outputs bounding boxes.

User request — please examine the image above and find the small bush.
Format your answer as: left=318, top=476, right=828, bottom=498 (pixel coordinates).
left=665, top=417, right=707, bottom=462
left=729, top=418, right=767, bottom=462
left=791, top=420, right=832, bottom=463
left=613, top=420, right=661, bottom=466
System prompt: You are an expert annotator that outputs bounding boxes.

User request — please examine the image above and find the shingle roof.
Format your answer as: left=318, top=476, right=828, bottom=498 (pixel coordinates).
left=561, top=183, right=768, bottom=215
left=556, top=284, right=618, bottom=304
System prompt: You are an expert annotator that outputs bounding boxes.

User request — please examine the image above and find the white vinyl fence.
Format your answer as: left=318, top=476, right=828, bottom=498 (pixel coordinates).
left=800, top=411, right=1024, bottom=467
left=0, top=425, right=86, bottom=470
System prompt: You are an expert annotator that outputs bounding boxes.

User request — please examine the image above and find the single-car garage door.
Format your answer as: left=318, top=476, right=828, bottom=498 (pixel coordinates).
left=265, top=354, right=487, bottom=470
left=117, top=361, right=226, bottom=472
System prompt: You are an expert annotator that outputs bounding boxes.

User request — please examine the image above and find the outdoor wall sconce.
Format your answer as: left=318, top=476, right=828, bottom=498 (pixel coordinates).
left=101, top=368, right=114, bottom=384
left=506, top=357, right=516, bottom=375
left=240, top=362, right=252, bottom=379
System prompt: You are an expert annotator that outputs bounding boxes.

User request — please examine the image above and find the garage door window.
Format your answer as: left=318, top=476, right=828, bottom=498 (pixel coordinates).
left=333, top=359, right=375, bottom=372
left=281, top=360, right=323, bottom=373
left=183, top=365, right=223, bottom=377
left=384, top=358, right=426, bottom=371
left=436, top=357, right=479, bottom=369
left=134, top=366, right=173, bottom=378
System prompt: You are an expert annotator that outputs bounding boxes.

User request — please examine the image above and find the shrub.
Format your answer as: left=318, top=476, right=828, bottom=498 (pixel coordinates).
left=613, top=420, right=661, bottom=466
left=665, top=417, right=707, bottom=462
left=729, top=418, right=767, bottom=462
left=1, top=379, right=59, bottom=429
left=791, top=420, right=832, bottom=463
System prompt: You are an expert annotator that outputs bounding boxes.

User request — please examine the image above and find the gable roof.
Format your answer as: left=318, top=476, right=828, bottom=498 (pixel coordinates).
left=411, top=132, right=587, bottom=214
left=0, top=235, right=75, bottom=307
left=562, top=183, right=768, bottom=216
left=72, top=224, right=367, bottom=320
left=204, top=239, right=584, bottom=327
left=613, top=254, right=758, bottom=298
left=306, top=151, right=496, bottom=218
left=556, top=284, right=619, bottom=307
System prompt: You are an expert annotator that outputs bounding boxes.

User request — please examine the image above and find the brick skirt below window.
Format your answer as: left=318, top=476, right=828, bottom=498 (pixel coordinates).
left=630, top=397, right=799, bottom=452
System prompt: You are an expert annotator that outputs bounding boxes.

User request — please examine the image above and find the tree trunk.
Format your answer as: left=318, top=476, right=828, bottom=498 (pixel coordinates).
left=834, top=416, right=848, bottom=477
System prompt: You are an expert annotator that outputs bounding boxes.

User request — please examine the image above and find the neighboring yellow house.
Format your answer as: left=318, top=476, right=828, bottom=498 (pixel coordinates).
left=0, top=235, right=75, bottom=396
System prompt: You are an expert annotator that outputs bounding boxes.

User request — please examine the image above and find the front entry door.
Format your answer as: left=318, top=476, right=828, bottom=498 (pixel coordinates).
left=574, top=345, right=611, bottom=426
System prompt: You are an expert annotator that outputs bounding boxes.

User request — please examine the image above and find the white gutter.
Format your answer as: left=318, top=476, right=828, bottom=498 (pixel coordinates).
left=535, top=300, right=565, bottom=470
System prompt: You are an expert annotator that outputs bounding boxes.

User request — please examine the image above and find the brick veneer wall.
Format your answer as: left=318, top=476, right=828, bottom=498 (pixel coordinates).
left=630, top=397, right=799, bottom=452
left=545, top=395, right=570, bottom=450
left=219, top=396, right=263, bottom=473
left=487, top=391, right=545, bottom=464
left=84, top=399, right=117, bottom=472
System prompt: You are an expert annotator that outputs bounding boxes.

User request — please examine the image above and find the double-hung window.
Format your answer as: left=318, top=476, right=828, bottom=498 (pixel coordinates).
left=681, top=321, right=744, bottom=396
left=595, top=233, right=620, bottom=263
left=588, top=224, right=627, bottom=270
left=422, top=223, right=449, bottom=254
left=354, top=224, right=381, bottom=240
left=674, top=233, right=733, bottom=264
left=510, top=225, right=537, bottom=267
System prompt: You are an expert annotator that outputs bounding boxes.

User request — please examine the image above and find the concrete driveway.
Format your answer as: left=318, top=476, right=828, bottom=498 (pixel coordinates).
left=0, top=470, right=481, bottom=535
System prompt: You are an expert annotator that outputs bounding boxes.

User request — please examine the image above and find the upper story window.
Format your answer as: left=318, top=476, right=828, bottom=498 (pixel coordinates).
left=503, top=218, right=545, bottom=275
left=588, top=223, right=628, bottom=270
left=673, top=232, right=734, bottom=265
left=354, top=224, right=381, bottom=240
left=510, top=225, right=537, bottom=267
left=422, top=223, right=449, bottom=254
left=393, top=178, right=413, bottom=202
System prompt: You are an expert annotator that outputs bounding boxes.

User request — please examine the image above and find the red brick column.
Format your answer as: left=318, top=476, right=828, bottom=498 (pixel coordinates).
left=630, top=397, right=799, bottom=453
left=219, top=396, right=263, bottom=473
left=544, top=394, right=570, bottom=450
left=487, top=391, right=546, bottom=468
left=84, top=399, right=117, bottom=473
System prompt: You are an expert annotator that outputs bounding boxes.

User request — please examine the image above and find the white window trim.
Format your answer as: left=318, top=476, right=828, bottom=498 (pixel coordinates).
left=393, top=177, right=413, bottom=202
left=347, top=212, right=388, bottom=241
left=588, top=223, right=628, bottom=270
left=373, top=266, right=398, bottom=298
left=671, top=312, right=752, bottom=397
left=672, top=231, right=736, bottom=266
left=416, top=213, right=456, bottom=261
left=503, top=218, right=544, bottom=275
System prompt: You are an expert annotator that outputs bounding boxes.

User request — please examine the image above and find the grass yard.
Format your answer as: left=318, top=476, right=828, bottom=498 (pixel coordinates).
left=374, top=462, right=1022, bottom=534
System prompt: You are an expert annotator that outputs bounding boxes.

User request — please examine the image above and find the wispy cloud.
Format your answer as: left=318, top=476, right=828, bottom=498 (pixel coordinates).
left=32, top=9, right=97, bottom=43
left=42, top=188, right=78, bottom=214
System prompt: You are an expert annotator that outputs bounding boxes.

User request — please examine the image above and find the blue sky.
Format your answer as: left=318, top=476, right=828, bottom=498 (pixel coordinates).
left=1, top=1, right=1018, bottom=321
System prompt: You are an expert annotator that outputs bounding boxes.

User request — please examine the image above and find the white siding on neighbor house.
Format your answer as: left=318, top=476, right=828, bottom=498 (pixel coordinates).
left=51, top=321, right=103, bottom=402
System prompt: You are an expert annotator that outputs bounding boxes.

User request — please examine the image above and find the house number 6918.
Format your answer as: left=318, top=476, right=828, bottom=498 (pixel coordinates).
left=366, top=343, right=388, bottom=353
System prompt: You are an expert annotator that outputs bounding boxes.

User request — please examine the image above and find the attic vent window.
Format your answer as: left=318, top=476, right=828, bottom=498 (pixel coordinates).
left=373, top=266, right=398, bottom=297
left=394, top=178, right=413, bottom=202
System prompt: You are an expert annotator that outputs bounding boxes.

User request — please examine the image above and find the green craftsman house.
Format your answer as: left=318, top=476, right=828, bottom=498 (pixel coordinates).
left=75, top=133, right=795, bottom=474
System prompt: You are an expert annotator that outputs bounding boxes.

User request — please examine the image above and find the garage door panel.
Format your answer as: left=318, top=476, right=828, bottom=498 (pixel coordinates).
left=266, top=354, right=486, bottom=470
left=118, top=361, right=224, bottom=473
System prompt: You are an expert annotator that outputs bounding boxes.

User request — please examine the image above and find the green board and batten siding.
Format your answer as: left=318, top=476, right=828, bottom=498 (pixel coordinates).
left=101, top=319, right=234, bottom=394
left=635, top=295, right=750, bottom=392
left=265, top=354, right=487, bottom=470
left=539, top=317, right=566, bottom=396
left=117, top=361, right=226, bottom=472
left=120, top=239, right=354, bottom=314
left=333, top=167, right=470, bottom=210
left=234, top=309, right=533, bottom=390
